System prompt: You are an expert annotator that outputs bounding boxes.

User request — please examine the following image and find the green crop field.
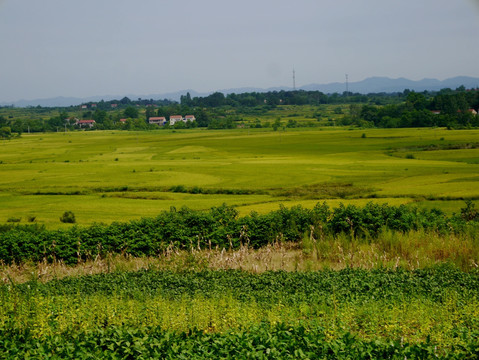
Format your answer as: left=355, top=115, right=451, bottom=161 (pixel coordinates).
left=1, top=268, right=478, bottom=358
left=1, top=127, right=479, bottom=227
left=2, top=126, right=479, bottom=358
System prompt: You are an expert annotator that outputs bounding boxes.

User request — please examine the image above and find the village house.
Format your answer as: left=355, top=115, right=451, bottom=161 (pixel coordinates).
left=169, top=115, right=185, bottom=126
left=433, top=109, right=478, bottom=116
left=76, top=119, right=96, bottom=128
left=184, top=115, right=196, bottom=122
left=456, top=109, right=479, bottom=115
left=149, top=117, right=167, bottom=126
left=119, top=118, right=127, bottom=123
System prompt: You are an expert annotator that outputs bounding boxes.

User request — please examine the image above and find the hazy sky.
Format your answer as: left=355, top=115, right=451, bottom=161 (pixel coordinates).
left=1, top=0, right=479, bottom=102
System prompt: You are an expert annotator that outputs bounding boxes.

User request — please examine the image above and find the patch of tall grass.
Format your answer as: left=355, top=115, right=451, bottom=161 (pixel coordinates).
left=302, top=226, right=479, bottom=270
left=1, top=226, right=478, bottom=285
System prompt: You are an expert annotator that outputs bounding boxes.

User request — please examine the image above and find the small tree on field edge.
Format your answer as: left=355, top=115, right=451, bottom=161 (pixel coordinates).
left=60, top=211, right=76, bottom=223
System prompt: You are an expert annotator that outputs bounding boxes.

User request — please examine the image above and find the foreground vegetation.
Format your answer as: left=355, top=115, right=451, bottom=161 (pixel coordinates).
left=1, top=267, right=478, bottom=358
left=0, top=200, right=478, bottom=357
left=6, top=323, right=475, bottom=359
left=1, top=201, right=478, bottom=357
left=1, top=202, right=478, bottom=266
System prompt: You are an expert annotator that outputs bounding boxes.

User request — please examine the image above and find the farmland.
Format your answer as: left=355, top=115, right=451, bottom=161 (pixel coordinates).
left=1, top=127, right=479, bottom=227
left=1, top=267, right=479, bottom=358
left=1, top=126, right=479, bottom=358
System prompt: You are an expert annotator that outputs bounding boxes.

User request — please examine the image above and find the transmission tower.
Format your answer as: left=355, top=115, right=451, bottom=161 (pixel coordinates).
left=345, top=74, right=349, bottom=94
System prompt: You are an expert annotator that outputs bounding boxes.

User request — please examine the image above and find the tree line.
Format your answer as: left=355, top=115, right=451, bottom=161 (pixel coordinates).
left=1, top=201, right=478, bottom=265
left=180, top=90, right=400, bottom=108
left=1, top=87, right=478, bottom=135
left=346, top=88, right=479, bottom=128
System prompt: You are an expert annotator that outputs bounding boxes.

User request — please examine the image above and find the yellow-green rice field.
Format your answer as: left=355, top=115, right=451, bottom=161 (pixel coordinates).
left=1, top=127, right=479, bottom=227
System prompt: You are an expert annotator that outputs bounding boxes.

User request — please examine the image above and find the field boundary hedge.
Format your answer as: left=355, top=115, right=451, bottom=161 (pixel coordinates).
left=0, top=202, right=477, bottom=265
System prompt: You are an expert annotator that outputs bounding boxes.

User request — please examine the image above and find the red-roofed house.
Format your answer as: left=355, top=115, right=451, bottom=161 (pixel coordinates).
left=76, top=119, right=96, bottom=128
left=149, top=117, right=167, bottom=126
left=119, top=118, right=127, bottom=123
left=184, top=115, right=196, bottom=122
left=457, top=109, right=478, bottom=115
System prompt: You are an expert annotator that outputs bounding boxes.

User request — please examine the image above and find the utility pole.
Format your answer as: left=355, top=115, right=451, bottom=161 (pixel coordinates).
left=293, top=68, right=296, bottom=91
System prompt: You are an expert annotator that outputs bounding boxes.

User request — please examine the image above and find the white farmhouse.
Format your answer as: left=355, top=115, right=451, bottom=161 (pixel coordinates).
left=169, top=115, right=184, bottom=126
left=149, top=117, right=167, bottom=126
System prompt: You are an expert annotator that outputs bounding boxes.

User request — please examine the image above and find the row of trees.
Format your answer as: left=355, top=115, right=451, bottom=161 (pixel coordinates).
left=1, top=88, right=478, bottom=135
left=1, top=202, right=478, bottom=265
left=341, top=89, right=479, bottom=128
left=78, top=97, right=174, bottom=111
left=179, top=87, right=479, bottom=109
left=180, top=90, right=399, bottom=108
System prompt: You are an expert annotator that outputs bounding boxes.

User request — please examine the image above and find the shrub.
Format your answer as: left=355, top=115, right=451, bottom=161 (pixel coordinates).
left=0, top=203, right=473, bottom=265
left=461, top=200, right=478, bottom=221
left=60, top=211, right=76, bottom=224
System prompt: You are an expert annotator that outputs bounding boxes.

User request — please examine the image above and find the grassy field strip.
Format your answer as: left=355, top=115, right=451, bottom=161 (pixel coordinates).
left=0, top=193, right=277, bottom=227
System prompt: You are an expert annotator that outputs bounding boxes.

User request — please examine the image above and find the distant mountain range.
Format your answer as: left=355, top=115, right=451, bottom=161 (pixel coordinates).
left=2, top=76, right=479, bottom=107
